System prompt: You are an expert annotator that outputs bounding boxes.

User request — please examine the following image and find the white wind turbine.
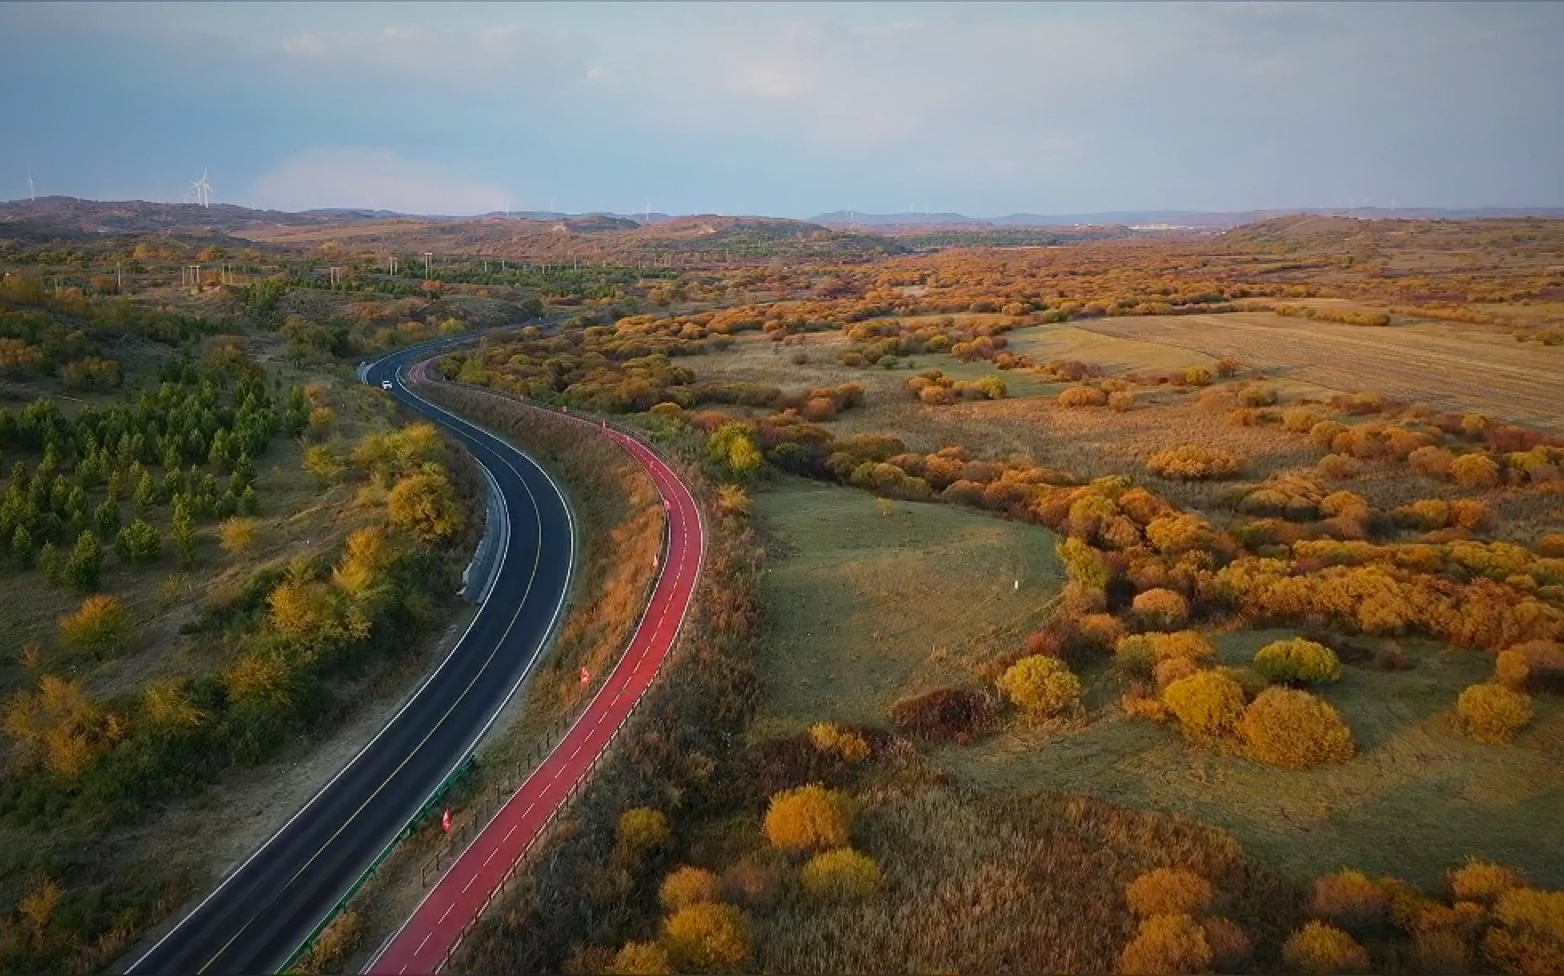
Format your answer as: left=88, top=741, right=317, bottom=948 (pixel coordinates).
left=189, top=168, right=213, bottom=208
left=26, top=168, right=36, bottom=202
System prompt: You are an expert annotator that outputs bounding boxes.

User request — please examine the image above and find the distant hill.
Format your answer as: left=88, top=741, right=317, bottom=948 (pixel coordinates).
left=812, top=207, right=1564, bottom=230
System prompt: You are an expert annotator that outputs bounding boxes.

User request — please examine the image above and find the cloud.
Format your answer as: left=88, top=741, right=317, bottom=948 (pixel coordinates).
left=275, top=23, right=595, bottom=92
left=247, top=147, right=512, bottom=215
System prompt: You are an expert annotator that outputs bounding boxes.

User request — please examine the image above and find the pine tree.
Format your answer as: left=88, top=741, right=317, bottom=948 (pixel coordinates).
left=64, top=530, right=103, bottom=591
left=172, top=498, right=196, bottom=569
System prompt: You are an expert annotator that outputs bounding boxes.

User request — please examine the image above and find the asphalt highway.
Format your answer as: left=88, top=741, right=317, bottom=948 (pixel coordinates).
left=367, top=398, right=705, bottom=975
left=124, top=341, right=575, bottom=975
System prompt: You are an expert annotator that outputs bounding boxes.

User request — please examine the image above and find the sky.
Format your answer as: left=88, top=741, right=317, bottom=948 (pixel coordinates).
left=1, top=1, right=1562, bottom=218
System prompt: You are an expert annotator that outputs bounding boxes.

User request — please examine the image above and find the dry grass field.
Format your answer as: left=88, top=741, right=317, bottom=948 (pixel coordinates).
left=1077, top=312, right=1563, bottom=428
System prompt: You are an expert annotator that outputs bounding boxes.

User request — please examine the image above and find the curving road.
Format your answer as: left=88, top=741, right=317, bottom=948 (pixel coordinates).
left=366, top=395, right=705, bottom=975
left=124, top=341, right=576, bottom=976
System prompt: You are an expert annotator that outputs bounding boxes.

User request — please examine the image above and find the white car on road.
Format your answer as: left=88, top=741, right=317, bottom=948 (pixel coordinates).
left=382, top=380, right=393, bottom=390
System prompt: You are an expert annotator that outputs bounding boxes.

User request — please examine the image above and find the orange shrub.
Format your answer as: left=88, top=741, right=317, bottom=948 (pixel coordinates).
left=1239, top=687, right=1356, bottom=768
left=1450, top=453, right=1501, bottom=489
left=1118, top=913, right=1213, bottom=976
left=1282, top=921, right=1372, bottom=974
left=1317, top=453, right=1362, bottom=480
left=800, top=847, right=883, bottom=901
left=1310, top=870, right=1388, bottom=928
left=1163, top=670, right=1246, bottom=738
left=659, top=866, right=722, bottom=910
left=1537, top=532, right=1564, bottom=558
left=1484, top=888, right=1564, bottom=975
left=1450, top=498, right=1491, bottom=531
left=1114, top=631, right=1216, bottom=676
left=1147, top=445, right=1244, bottom=481
left=58, top=594, right=135, bottom=658
left=1126, top=868, right=1214, bottom=917
left=1154, top=656, right=1202, bottom=691
left=1132, top=588, right=1190, bottom=629
left=1078, top=612, right=1127, bottom=650
left=1496, top=650, right=1531, bottom=690
left=1455, top=682, right=1532, bottom=744
left=808, top=722, right=871, bottom=762
left=1412, top=927, right=1471, bottom=975
left=1109, top=390, right=1137, bottom=412
left=763, top=784, right=853, bottom=851
left=662, top=903, right=751, bottom=973
left=1058, top=385, right=1109, bottom=408
left=1449, top=860, right=1526, bottom=904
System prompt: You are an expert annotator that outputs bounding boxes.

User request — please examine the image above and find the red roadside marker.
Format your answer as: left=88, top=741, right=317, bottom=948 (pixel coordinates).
left=441, top=808, right=452, bottom=834
left=580, top=667, right=591, bottom=686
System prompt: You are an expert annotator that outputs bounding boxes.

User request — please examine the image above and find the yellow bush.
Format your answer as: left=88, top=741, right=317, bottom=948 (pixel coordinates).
left=1495, top=650, right=1531, bottom=690
left=58, top=594, right=134, bottom=657
left=1126, top=868, right=1214, bottom=916
left=762, top=784, right=852, bottom=851
left=808, top=722, right=871, bottom=762
left=1132, top=588, right=1189, bottom=629
left=387, top=469, right=466, bottom=543
left=1449, top=860, right=1526, bottom=904
left=1311, top=870, right=1388, bottom=927
left=1215, top=665, right=1269, bottom=699
left=218, top=517, right=260, bottom=555
left=1239, top=687, right=1356, bottom=768
left=1253, top=638, right=1343, bottom=684
left=609, top=941, right=672, bottom=975
left=1456, top=682, right=1533, bottom=744
left=1282, top=920, right=1371, bottom=974
left=662, top=903, right=751, bottom=973
left=997, top=655, right=1083, bottom=719
left=616, top=807, right=671, bottom=854
left=1109, top=390, right=1137, bottom=412
left=1485, top=888, right=1564, bottom=975
left=1118, top=913, right=1213, bottom=976
left=1147, top=445, right=1244, bottom=481
left=1412, top=927, right=1471, bottom=975
left=1163, top=670, right=1246, bottom=738
left=659, top=866, right=721, bottom=911
left=1115, top=631, right=1217, bottom=676
left=800, top=847, right=883, bottom=901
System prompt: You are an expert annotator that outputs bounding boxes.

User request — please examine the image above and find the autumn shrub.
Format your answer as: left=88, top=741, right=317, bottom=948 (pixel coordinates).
left=1153, top=656, right=1201, bottom=691
left=1310, top=870, right=1388, bottom=928
left=1484, top=888, right=1564, bottom=975
left=1412, top=926, right=1472, bottom=975
left=800, top=847, right=883, bottom=901
left=1201, top=916, right=1253, bottom=973
left=1109, top=390, right=1136, bottom=412
left=762, top=784, right=853, bottom=851
left=1162, top=670, right=1246, bottom=739
left=1450, top=453, right=1501, bottom=489
left=617, top=808, right=672, bottom=856
left=1237, top=385, right=1277, bottom=407
left=1239, top=687, right=1356, bottom=768
left=1496, top=650, right=1531, bottom=690
left=1408, top=445, right=1456, bottom=477
left=1132, top=588, right=1190, bottom=629
left=1118, top=913, right=1213, bottom=976
left=888, top=686, right=998, bottom=742
left=1147, top=445, right=1244, bottom=481
left=1125, top=868, right=1215, bottom=916
left=1183, top=366, right=1214, bottom=387
left=997, top=655, right=1083, bottom=719
left=659, top=866, right=722, bottom=911
left=1455, top=682, right=1533, bottom=744
left=1078, top=612, right=1127, bottom=651
left=1114, top=631, right=1217, bottom=676
left=1508, top=640, right=1564, bottom=692
left=1316, top=453, right=1362, bottom=480
left=1282, top=920, right=1372, bottom=974
left=58, top=594, right=134, bottom=658
left=1449, top=860, right=1526, bottom=904
left=662, top=903, right=751, bottom=973
left=1537, top=532, right=1564, bottom=558
left=218, top=517, right=259, bottom=555
left=808, top=722, right=870, bottom=762
left=1253, top=638, right=1343, bottom=684
left=1058, top=385, right=1108, bottom=408
left=609, top=941, right=672, bottom=975
left=721, top=859, right=781, bottom=910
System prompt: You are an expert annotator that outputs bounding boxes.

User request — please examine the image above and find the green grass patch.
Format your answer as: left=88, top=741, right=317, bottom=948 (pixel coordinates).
left=750, top=476, right=1063, bottom=735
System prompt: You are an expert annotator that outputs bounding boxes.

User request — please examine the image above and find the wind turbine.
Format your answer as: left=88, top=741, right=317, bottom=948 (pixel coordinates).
left=26, top=168, right=35, bottom=202
left=189, top=169, right=213, bottom=208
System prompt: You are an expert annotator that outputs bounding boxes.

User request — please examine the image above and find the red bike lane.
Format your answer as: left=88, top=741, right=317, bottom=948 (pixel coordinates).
left=367, top=419, right=704, bottom=975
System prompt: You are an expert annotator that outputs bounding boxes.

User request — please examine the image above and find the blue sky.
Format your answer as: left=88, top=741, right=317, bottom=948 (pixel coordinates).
left=2, top=2, right=1562, bottom=217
